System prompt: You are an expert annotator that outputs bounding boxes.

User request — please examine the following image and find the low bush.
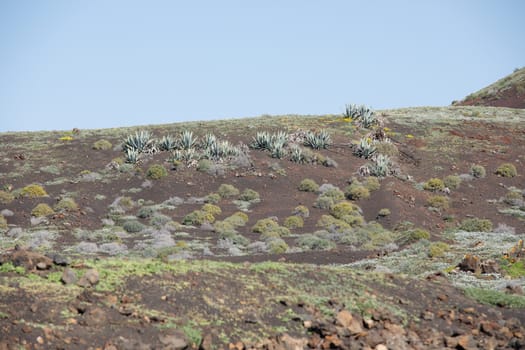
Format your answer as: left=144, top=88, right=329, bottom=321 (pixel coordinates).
left=504, top=190, right=524, bottom=206
left=423, top=178, right=445, bottom=192
left=252, top=218, right=279, bottom=234
left=316, top=215, right=351, bottom=232
left=202, top=203, right=222, bottom=217
left=205, top=193, right=221, bottom=204
left=54, top=198, right=78, bottom=212
left=20, top=184, right=48, bottom=198
left=292, top=205, right=310, bottom=218
left=443, top=175, right=462, bottom=189
left=183, top=210, right=215, bottom=226
left=239, top=189, right=260, bottom=202
left=92, top=139, right=113, bottom=150
left=470, top=164, right=486, bottom=178
left=397, top=228, right=430, bottom=245
left=459, top=218, right=493, bottom=232
left=123, top=220, right=145, bottom=233
left=31, top=203, right=55, bottom=217
left=330, top=201, right=360, bottom=219
left=296, top=234, right=335, bottom=251
left=224, top=212, right=249, bottom=227
left=0, top=215, right=7, bottom=231
left=283, top=215, right=304, bottom=229
left=217, top=184, right=240, bottom=198
left=197, top=159, right=213, bottom=173
left=464, top=287, right=525, bottom=308
left=377, top=208, right=391, bottom=217
left=150, top=214, right=171, bottom=227
left=137, top=206, right=156, bottom=218
left=345, top=184, right=370, bottom=200
left=495, top=163, right=518, bottom=177
left=428, top=242, right=450, bottom=258
left=364, top=177, right=381, bottom=192
left=0, top=190, right=14, bottom=204
left=427, top=195, right=449, bottom=210
left=298, top=179, right=319, bottom=192
left=267, top=238, right=289, bottom=254
left=146, top=164, right=168, bottom=180
left=214, top=221, right=237, bottom=237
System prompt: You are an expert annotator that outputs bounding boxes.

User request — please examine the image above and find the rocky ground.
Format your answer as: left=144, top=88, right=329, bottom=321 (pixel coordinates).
left=1, top=104, right=525, bottom=348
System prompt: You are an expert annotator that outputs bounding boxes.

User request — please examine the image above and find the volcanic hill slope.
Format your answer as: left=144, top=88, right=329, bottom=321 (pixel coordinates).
left=454, top=67, right=525, bottom=109
left=1, top=89, right=525, bottom=347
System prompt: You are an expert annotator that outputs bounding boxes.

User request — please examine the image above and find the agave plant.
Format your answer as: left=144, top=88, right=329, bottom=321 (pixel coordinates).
left=345, top=104, right=372, bottom=119
left=179, top=130, right=197, bottom=150
left=353, top=138, right=376, bottom=159
left=272, top=131, right=289, bottom=146
left=368, top=154, right=391, bottom=177
left=125, top=148, right=140, bottom=164
left=201, top=133, right=217, bottom=150
left=358, top=110, right=377, bottom=129
left=289, top=145, right=305, bottom=163
left=269, top=139, right=287, bottom=159
left=171, top=148, right=199, bottom=163
left=205, top=140, right=239, bottom=160
left=123, top=130, right=155, bottom=153
left=304, top=130, right=331, bottom=150
left=251, top=131, right=272, bottom=150
left=159, top=135, right=177, bottom=151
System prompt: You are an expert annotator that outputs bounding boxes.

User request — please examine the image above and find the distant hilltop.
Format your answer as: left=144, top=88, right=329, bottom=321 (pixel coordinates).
left=453, top=67, right=525, bottom=109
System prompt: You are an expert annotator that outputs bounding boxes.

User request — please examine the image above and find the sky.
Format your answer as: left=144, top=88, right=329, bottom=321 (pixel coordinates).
left=1, top=1, right=524, bottom=132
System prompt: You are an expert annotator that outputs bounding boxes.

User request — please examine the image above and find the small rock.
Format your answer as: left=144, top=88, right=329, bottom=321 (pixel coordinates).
left=36, top=336, right=44, bottom=344
left=200, top=334, right=213, bottom=350
left=456, top=334, right=476, bottom=350
left=278, top=333, right=308, bottom=350
left=51, top=254, right=70, bottom=266
left=78, top=269, right=99, bottom=287
left=36, top=262, right=49, bottom=270
left=159, top=332, right=188, bottom=350
left=375, top=345, right=388, bottom=350
left=82, top=307, right=107, bottom=327
left=61, top=268, right=78, bottom=285
left=335, top=309, right=353, bottom=328
left=458, top=254, right=481, bottom=273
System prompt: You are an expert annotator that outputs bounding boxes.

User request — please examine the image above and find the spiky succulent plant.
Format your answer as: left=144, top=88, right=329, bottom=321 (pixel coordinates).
left=304, top=129, right=331, bottom=150
left=353, top=138, right=376, bottom=159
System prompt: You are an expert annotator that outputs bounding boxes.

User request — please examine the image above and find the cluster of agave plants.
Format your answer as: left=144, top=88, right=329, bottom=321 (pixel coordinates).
left=122, top=130, right=241, bottom=164
left=250, top=129, right=331, bottom=160
left=345, top=103, right=377, bottom=129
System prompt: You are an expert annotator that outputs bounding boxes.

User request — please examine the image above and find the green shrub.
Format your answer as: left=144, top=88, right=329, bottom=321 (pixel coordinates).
left=364, top=177, right=381, bottom=192
left=495, top=163, right=518, bottom=177
left=443, top=175, right=461, bottom=189
left=92, top=139, right=113, bottom=150
left=150, top=214, right=171, bottom=227
left=298, top=179, right=319, bottom=192
left=202, top=203, right=222, bottom=216
left=345, top=184, right=370, bottom=200
left=205, top=193, right=221, bottom=204
left=292, top=205, right=310, bottom=218
left=426, top=195, right=449, bottom=210
left=118, top=196, right=135, bottom=211
left=252, top=218, right=290, bottom=237
left=330, top=201, right=360, bottom=219
left=423, top=178, right=445, bottom=192
left=123, top=220, right=145, bottom=233
left=459, top=218, right=493, bottom=232
left=20, top=184, right=48, bottom=198
left=504, top=190, right=523, bottom=206
left=283, top=216, right=304, bottom=229
left=137, top=206, right=156, bottom=218
left=377, top=208, right=391, bottom=217
left=397, top=228, right=430, bottom=245
left=267, top=238, right=289, bottom=254
left=0, top=215, right=8, bottom=231
left=213, top=221, right=237, bottom=237
left=470, top=164, right=486, bottom=178
left=197, top=159, right=213, bottom=172
left=239, top=189, right=260, bottom=202
left=296, top=234, right=335, bottom=251
left=217, top=184, right=240, bottom=198
left=0, top=190, right=14, bottom=204
left=54, top=198, right=78, bottom=212
left=316, top=215, right=351, bottom=232
left=224, top=212, right=249, bottom=227
left=428, top=242, right=450, bottom=258
left=146, top=164, right=168, bottom=180
left=314, top=196, right=336, bottom=210
left=31, top=203, right=55, bottom=217
left=464, top=287, right=525, bottom=308
left=183, top=210, right=215, bottom=226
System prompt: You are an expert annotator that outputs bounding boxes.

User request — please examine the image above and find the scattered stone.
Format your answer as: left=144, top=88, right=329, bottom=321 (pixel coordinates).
left=82, top=307, right=107, bottom=327
left=61, top=268, right=78, bottom=285
left=200, top=334, right=213, bottom=350
left=277, top=333, right=308, bottom=350
left=77, top=269, right=99, bottom=287
left=335, top=309, right=353, bottom=328
left=0, top=248, right=53, bottom=271
left=1, top=209, right=14, bottom=217
left=158, top=331, right=188, bottom=350
left=48, top=253, right=70, bottom=266
left=375, top=345, right=388, bottom=350
left=36, top=262, right=49, bottom=270
left=458, top=254, right=481, bottom=273
left=456, top=334, right=476, bottom=350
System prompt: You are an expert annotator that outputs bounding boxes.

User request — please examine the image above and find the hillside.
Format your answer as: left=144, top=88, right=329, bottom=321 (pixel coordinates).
left=453, top=67, right=525, bottom=108
left=1, top=106, right=525, bottom=348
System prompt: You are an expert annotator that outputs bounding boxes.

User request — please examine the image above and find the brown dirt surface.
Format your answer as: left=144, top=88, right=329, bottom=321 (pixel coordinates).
left=1, top=107, right=525, bottom=348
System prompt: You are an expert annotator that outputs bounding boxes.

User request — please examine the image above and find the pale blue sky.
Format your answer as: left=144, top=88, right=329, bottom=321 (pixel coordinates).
left=1, top=1, right=524, bottom=132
